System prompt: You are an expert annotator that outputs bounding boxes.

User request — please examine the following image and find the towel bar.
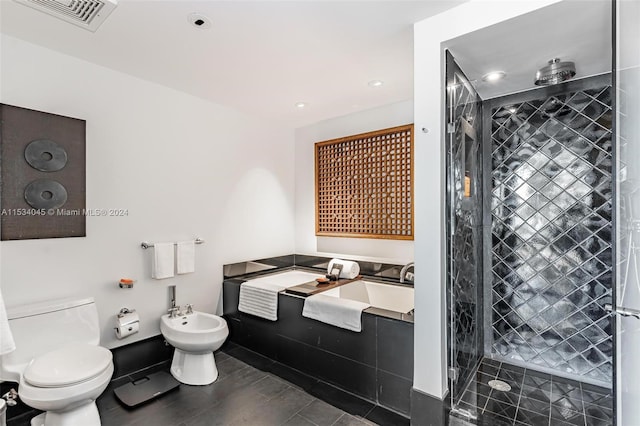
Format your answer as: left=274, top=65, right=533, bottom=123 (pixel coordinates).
left=141, top=238, right=204, bottom=249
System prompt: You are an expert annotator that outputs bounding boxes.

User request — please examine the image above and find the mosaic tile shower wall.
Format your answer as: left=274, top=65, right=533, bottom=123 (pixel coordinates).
left=446, top=52, right=484, bottom=400
left=489, top=81, right=613, bottom=385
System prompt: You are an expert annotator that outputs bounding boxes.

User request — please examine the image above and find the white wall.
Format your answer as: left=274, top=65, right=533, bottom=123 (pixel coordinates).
left=412, top=0, right=561, bottom=399
left=0, top=35, right=295, bottom=349
left=294, top=100, right=414, bottom=264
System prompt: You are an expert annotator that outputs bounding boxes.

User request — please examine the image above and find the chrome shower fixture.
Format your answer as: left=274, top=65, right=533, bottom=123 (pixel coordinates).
left=534, top=58, right=576, bottom=86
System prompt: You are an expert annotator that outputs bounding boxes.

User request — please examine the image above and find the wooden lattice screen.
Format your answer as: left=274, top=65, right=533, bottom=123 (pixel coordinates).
left=315, top=124, right=414, bottom=240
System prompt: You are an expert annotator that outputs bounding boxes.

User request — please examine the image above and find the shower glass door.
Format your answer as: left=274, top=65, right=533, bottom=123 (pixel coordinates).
left=445, top=51, right=483, bottom=415
left=614, top=0, right=640, bottom=424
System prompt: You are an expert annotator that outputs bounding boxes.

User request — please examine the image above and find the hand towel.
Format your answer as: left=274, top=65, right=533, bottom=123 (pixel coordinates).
left=238, top=280, right=283, bottom=321
left=302, top=294, right=370, bottom=332
left=327, top=258, right=360, bottom=279
left=152, top=242, right=175, bottom=279
left=176, top=241, right=195, bottom=274
left=0, top=289, right=16, bottom=355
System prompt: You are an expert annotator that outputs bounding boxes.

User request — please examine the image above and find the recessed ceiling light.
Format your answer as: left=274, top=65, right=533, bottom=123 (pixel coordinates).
left=482, top=71, right=506, bottom=82
left=368, top=80, right=384, bottom=88
left=188, top=13, right=211, bottom=29
left=295, top=102, right=307, bottom=108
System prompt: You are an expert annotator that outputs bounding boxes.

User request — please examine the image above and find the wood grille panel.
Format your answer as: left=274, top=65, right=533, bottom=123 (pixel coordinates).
left=315, top=124, right=414, bottom=240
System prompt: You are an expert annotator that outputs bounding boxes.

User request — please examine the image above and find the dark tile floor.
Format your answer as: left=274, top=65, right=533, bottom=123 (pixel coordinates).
left=450, top=358, right=613, bottom=426
left=8, top=346, right=409, bottom=426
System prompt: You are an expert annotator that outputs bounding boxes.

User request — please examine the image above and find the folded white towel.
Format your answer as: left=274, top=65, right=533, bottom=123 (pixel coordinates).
left=302, top=294, right=370, bottom=332
left=238, top=271, right=320, bottom=321
left=0, top=289, right=16, bottom=355
left=327, top=258, right=360, bottom=279
left=152, top=242, right=175, bottom=279
left=239, top=281, right=284, bottom=321
left=176, top=241, right=195, bottom=274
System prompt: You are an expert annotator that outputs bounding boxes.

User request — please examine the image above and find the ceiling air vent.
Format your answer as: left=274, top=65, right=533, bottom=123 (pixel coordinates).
left=13, top=0, right=118, bottom=32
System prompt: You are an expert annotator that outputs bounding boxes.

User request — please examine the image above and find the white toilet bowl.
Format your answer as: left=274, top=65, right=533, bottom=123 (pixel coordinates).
left=160, top=311, right=229, bottom=385
left=19, top=344, right=113, bottom=426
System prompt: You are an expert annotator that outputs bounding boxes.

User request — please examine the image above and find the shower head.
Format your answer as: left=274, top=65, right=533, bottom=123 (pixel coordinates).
left=534, top=58, right=576, bottom=86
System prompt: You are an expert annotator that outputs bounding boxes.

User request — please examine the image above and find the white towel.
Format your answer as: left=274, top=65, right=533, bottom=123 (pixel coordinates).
left=152, top=242, right=175, bottom=279
left=0, top=289, right=16, bottom=355
left=238, top=281, right=284, bottom=321
left=327, top=258, right=360, bottom=279
left=176, top=241, right=195, bottom=274
left=302, top=294, right=370, bottom=332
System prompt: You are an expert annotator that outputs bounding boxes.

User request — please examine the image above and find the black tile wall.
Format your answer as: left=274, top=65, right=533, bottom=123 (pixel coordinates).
left=222, top=278, right=243, bottom=316
left=111, top=335, right=173, bottom=379
left=366, top=405, right=413, bottom=426
left=377, top=370, right=412, bottom=415
left=410, top=388, right=446, bottom=426
left=235, top=314, right=280, bottom=358
left=377, top=317, right=414, bottom=379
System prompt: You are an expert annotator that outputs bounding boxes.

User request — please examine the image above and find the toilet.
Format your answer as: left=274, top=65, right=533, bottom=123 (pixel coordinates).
left=0, top=297, right=114, bottom=426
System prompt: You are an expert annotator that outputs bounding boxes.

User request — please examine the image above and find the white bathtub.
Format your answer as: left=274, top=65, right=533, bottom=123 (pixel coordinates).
left=245, top=270, right=320, bottom=288
left=322, top=280, right=414, bottom=314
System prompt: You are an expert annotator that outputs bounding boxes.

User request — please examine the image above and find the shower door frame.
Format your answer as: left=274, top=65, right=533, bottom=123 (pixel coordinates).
left=445, top=51, right=484, bottom=416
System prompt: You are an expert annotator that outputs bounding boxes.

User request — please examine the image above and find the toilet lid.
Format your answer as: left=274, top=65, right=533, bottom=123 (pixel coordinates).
left=24, top=343, right=112, bottom=388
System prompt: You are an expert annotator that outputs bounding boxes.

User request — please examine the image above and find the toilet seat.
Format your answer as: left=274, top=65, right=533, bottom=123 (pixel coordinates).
left=24, top=343, right=112, bottom=388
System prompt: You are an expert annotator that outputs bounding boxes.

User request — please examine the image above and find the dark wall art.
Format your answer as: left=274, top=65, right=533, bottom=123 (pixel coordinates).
left=0, top=104, right=86, bottom=240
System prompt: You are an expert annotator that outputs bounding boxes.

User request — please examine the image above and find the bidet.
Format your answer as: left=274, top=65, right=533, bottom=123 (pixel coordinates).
left=160, top=310, right=229, bottom=385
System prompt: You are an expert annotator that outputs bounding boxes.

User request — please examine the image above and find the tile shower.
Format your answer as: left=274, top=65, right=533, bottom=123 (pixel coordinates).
left=446, top=51, right=614, bottom=425
left=488, top=78, right=613, bottom=385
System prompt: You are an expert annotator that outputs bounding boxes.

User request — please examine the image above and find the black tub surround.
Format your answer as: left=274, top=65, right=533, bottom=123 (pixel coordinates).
left=222, top=254, right=414, bottom=417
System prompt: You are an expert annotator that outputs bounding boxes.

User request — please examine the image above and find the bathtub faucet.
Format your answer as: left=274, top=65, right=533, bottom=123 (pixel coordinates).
left=400, top=262, right=414, bottom=284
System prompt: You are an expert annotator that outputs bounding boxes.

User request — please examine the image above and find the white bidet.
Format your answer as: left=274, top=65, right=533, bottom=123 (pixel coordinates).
left=160, top=311, right=229, bottom=385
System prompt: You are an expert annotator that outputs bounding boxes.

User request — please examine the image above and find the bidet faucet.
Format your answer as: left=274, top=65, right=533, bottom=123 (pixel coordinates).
left=170, top=285, right=177, bottom=309
left=400, top=262, right=414, bottom=284
left=168, top=285, right=182, bottom=317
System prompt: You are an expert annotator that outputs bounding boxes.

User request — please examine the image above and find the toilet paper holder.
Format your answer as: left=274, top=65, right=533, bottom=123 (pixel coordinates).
left=117, top=308, right=139, bottom=326
left=115, top=308, right=139, bottom=339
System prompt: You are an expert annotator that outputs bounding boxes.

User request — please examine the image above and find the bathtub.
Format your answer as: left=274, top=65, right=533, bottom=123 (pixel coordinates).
left=321, top=280, right=414, bottom=314
left=244, top=270, right=321, bottom=288
left=245, top=270, right=415, bottom=314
